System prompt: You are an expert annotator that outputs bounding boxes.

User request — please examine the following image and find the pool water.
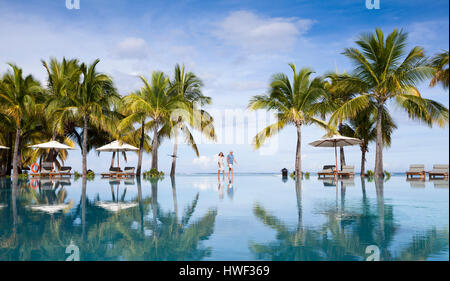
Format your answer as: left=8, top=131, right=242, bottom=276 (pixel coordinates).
left=0, top=175, right=448, bottom=261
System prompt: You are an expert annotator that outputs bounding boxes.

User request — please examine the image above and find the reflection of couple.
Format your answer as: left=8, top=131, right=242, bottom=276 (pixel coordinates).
left=218, top=151, right=237, bottom=183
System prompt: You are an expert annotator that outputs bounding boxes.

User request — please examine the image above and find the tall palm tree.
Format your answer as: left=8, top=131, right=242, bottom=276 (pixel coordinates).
left=121, top=71, right=186, bottom=172
left=0, top=64, right=42, bottom=178
left=323, top=73, right=357, bottom=169
left=168, top=64, right=215, bottom=177
left=429, top=50, right=449, bottom=89
left=340, top=105, right=397, bottom=177
left=54, top=59, right=119, bottom=176
left=248, top=64, right=328, bottom=177
left=330, top=29, right=449, bottom=178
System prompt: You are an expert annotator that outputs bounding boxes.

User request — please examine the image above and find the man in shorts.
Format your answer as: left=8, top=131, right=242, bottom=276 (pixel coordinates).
left=227, top=150, right=237, bottom=183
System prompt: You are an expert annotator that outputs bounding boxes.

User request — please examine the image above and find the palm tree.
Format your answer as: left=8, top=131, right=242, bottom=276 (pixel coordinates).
left=121, top=71, right=186, bottom=172
left=58, top=59, right=119, bottom=176
left=340, top=105, right=397, bottom=177
left=330, top=29, right=449, bottom=178
left=168, top=64, right=215, bottom=177
left=323, top=73, right=357, bottom=169
left=0, top=64, right=42, bottom=178
left=248, top=64, right=328, bottom=177
left=429, top=50, right=449, bottom=89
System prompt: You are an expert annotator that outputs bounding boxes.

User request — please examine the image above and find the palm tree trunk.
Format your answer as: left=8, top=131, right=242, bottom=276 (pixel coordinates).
left=339, top=147, right=346, bottom=170
left=151, top=124, right=159, bottom=171
left=170, top=127, right=179, bottom=178
left=295, top=124, right=302, bottom=178
left=137, top=120, right=145, bottom=177
left=6, top=132, right=13, bottom=176
left=360, top=145, right=367, bottom=178
left=82, top=115, right=88, bottom=176
left=374, top=104, right=384, bottom=178
left=12, top=127, right=21, bottom=179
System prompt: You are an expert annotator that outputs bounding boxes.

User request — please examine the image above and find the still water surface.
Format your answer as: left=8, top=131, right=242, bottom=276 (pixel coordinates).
left=0, top=175, right=448, bottom=261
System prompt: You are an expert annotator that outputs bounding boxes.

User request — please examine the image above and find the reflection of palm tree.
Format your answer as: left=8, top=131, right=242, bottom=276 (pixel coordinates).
left=251, top=179, right=448, bottom=261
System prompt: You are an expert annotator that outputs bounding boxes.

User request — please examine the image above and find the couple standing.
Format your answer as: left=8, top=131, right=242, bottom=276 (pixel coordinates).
left=218, top=150, right=237, bottom=183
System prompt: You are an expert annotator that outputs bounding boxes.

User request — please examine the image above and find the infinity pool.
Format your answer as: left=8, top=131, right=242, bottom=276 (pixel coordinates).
left=0, top=174, right=448, bottom=261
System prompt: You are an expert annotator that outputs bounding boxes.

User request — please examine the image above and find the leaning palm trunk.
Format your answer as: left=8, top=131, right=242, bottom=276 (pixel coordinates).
left=137, top=121, right=145, bottom=177
left=295, top=124, right=302, bottom=178
left=374, top=104, right=384, bottom=178
left=151, top=124, right=159, bottom=171
left=82, top=115, right=89, bottom=176
left=170, top=127, right=179, bottom=178
left=11, top=127, right=21, bottom=179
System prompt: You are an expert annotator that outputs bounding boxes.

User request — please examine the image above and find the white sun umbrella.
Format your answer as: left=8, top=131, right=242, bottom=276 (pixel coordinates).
left=29, top=141, right=75, bottom=171
left=0, top=145, right=9, bottom=150
left=30, top=140, right=75, bottom=150
left=309, top=135, right=362, bottom=179
left=96, top=140, right=139, bottom=168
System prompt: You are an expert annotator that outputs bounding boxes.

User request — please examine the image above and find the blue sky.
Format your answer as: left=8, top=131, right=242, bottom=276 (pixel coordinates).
left=0, top=0, right=448, bottom=174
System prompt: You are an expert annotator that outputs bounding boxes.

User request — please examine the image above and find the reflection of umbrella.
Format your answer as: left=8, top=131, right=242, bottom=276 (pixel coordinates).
left=27, top=203, right=72, bottom=214
left=96, top=140, right=138, bottom=168
left=95, top=202, right=138, bottom=212
left=309, top=135, right=362, bottom=180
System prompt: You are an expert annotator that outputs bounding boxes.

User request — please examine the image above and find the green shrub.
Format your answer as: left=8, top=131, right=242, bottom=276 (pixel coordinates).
left=304, top=172, right=310, bottom=179
left=86, top=170, right=95, bottom=181
left=18, top=173, right=29, bottom=180
left=74, top=171, right=81, bottom=180
left=366, top=170, right=374, bottom=177
left=143, top=169, right=165, bottom=180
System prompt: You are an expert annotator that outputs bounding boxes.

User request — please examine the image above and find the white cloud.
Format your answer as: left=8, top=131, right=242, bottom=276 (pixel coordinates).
left=214, top=10, right=315, bottom=53
left=115, top=37, right=150, bottom=59
left=192, top=155, right=213, bottom=167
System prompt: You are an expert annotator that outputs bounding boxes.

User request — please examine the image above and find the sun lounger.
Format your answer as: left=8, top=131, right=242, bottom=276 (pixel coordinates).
left=57, top=166, right=72, bottom=178
left=101, top=167, right=122, bottom=178
left=317, top=165, right=336, bottom=178
left=117, top=167, right=136, bottom=178
left=427, top=164, right=448, bottom=179
left=406, top=164, right=426, bottom=180
left=337, top=165, right=355, bottom=178
left=31, top=162, right=59, bottom=178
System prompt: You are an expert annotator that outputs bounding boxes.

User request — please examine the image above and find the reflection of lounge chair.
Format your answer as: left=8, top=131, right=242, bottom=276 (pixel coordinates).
left=340, top=178, right=355, bottom=187
left=101, top=167, right=122, bottom=178
left=318, top=165, right=335, bottom=178
left=407, top=178, right=426, bottom=188
left=337, top=165, right=355, bottom=178
left=40, top=179, right=55, bottom=190
left=432, top=179, right=449, bottom=188
left=427, top=164, right=448, bottom=179
left=321, top=179, right=336, bottom=187
left=124, top=178, right=136, bottom=186
left=406, top=164, right=426, bottom=180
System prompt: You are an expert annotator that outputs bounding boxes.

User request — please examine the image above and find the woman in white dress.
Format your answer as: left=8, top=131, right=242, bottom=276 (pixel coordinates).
left=218, top=152, right=225, bottom=181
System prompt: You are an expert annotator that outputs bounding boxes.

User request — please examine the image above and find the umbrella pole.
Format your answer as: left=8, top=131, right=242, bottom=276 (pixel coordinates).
left=334, top=143, right=338, bottom=183
left=117, top=150, right=120, bottom=169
